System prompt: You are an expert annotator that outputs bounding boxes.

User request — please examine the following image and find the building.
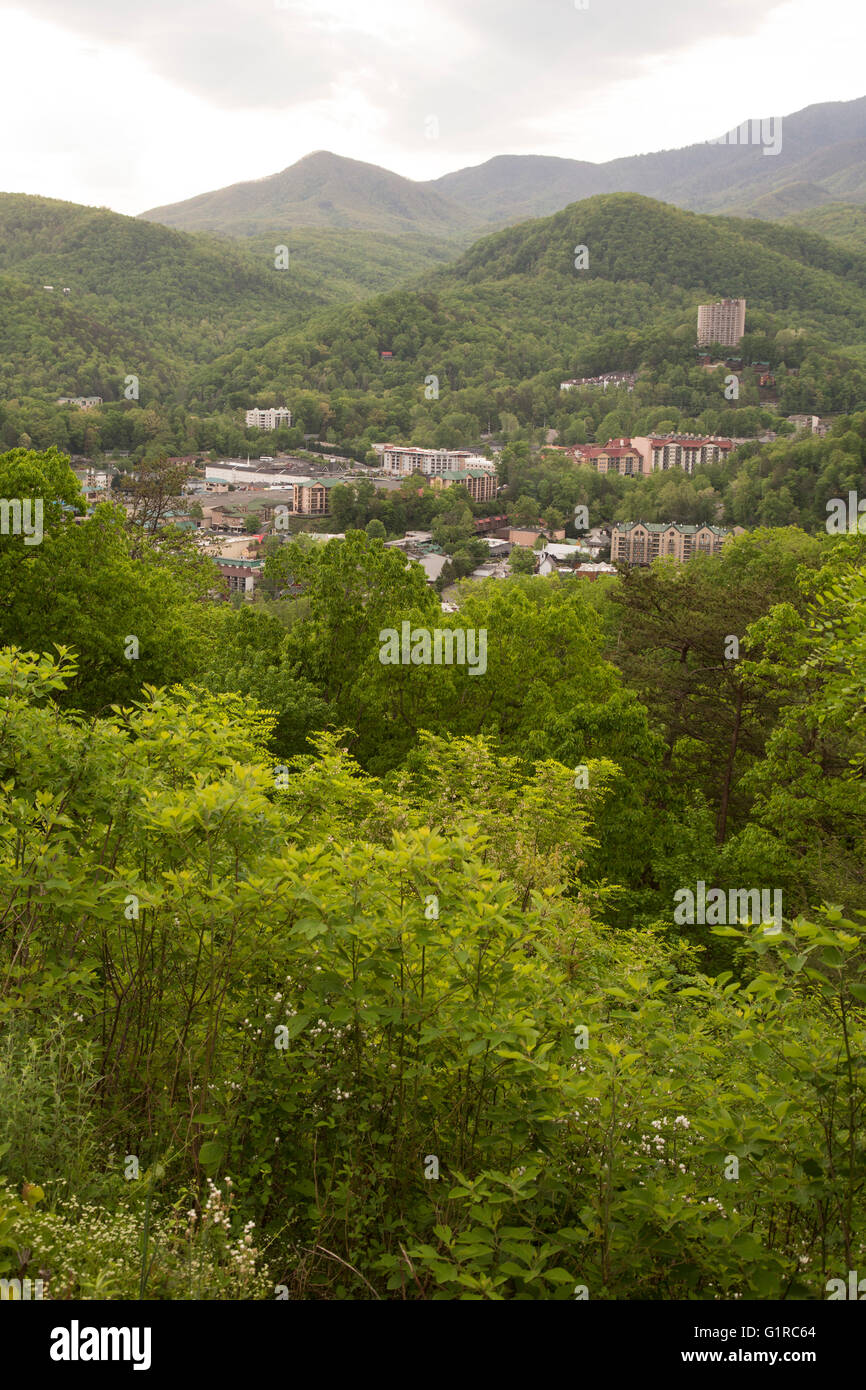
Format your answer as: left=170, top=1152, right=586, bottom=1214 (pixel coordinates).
left=472, top=515, right=509, bottom=535
left=200, top=489, right=295, bottom=531
left=57, top=396, right=103, bottom=409
left=418, top=553, right=449, bottom=584
left=631, top=435, right=733, bottom=475
left=697, top=298, right=746, bottom=348
left=508, top=527, right=565, bottom=547
left=571, top=439, right=644, bottom=476
left=203, top=480, right=343, bottom=524
left=375, top=444, right=497, bottom=478
left=787, top=414, right=827, bottom=436
left=244, top=407, right=293, bottom=431
left=560, top=372, right=636, bottom=392
left=574, top=562, right=617, bottom=580
left=289, top=477, right=343, bottom=515
left=214, top=557, right=264, bottom=598
left=470, top=559, right=511, bottom=581
left=571, top=436, right=733, bottom=477
left=205, top=459, right=344, bottom=487
left=429, top=468, right=498, bottom=504
left=611, top=521, right=742, bottom=565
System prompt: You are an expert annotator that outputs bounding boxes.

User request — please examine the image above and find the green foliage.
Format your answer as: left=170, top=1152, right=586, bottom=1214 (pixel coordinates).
left=1, top=648, right=863, bottom=1300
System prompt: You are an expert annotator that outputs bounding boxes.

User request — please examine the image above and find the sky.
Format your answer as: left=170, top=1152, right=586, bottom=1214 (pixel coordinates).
left=1, top=0, right=863, bottom=215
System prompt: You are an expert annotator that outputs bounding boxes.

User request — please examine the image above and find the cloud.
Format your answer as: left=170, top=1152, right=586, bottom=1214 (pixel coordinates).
left=8, top=0, right=787, bottom=153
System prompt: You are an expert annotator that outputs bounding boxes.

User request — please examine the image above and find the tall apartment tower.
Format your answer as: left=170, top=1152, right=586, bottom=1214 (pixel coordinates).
left=697, top=297, right=746, bottom=348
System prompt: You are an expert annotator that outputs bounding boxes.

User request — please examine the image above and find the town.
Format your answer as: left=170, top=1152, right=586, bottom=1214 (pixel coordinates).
left=1, top=12, right=865, bottom=1334
left=56, top=295, right=836, bottom=607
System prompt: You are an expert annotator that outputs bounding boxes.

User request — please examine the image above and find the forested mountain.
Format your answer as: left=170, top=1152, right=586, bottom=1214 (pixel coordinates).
left=428, top=97, right=866, bottom=222
left=186, top=193, right=866, bottom=420
left=141, top=150, right=476, bottom=238
left=5, top=191, right=866, bottom=461
left=140, top=96, right=866, bottom=240
left=0, top=193, right=458, bottom=407
left=0, top=194, right=317, bottom=400
left=773, top=201, right=866, bottom=255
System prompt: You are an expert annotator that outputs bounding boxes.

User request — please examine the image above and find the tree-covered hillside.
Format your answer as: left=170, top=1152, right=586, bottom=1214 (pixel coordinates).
left=140, top=150, right=476, bottom=238
left=774, top=201, right=866, bottom=255
left=0, top=193, right=462, bottom=409
left=1, top=444, right=864, bottom=1301
left=4, top=192, right=866, bottom=463
left=185, top=194, right=866, bottom=435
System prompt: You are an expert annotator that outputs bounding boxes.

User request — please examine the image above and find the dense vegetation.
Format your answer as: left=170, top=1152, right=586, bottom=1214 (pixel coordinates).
left=4, top=194, right=866, bottom=469
left=490, top=410, right=866, bottom=535
left=1, top=444, right=864, bottom=1299
left=0, top=192, right=459, bottom=451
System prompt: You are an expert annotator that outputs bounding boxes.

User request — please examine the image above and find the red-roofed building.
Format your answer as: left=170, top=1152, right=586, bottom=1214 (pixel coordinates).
left=634, top=435, right=733, bottom=475
left=570, top=435, right=733, bottom=477
left=570, top=438, right=643, bottom=475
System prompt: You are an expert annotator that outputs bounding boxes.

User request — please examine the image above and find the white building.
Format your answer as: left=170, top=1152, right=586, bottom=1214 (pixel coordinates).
left=206, top=462, right=310, bottom=487
left=57, top=396, right=103, bottom=409
left=245, top=407, right=293, bottom=431
left=375, top=443, right=497, bottom=477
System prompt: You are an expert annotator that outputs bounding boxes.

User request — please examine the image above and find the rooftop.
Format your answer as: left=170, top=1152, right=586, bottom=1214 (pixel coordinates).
left=614, top=521, right=731, bottom=535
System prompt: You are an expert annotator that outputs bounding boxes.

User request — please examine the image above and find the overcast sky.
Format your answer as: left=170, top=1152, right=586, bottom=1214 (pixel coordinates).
left=1, top=0, right=862, bottom=215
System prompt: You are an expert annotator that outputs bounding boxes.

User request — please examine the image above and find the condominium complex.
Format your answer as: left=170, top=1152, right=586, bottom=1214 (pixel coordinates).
left=611, top=521, right=742, bottom=565
left=245, top=407, right=293, bottom=430
left=635, top=435, right=733, bottom=475
left=429, top=468, right=499, bottom=504
left=571, top=440, right=644, bottom=475
left=290, top=477, right=342, bottom=515
left=375, top=444, right=497, bottom=477
left=572, top=435, right=733, bottom=477
left=696, top=298, right=746, bottom=348
left=215, top=557, right=264, bottom=596
left=560, top=372, right=637, bottom=392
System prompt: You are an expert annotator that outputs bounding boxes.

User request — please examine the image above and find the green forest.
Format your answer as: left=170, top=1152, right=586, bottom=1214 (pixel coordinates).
left=1, top=443, right=865, bottom=1299
left=4, top=193, right=866, bottom=491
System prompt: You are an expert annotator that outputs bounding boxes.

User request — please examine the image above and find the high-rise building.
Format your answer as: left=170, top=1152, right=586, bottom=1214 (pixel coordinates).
left=696, top=298, right=746, bottom=348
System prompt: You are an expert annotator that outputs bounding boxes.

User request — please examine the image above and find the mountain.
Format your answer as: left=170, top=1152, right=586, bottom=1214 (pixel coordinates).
left=5, top=191, right=866, bottom=456
left=0, top=192, right=327, bottom=403
left=0, top=193, right=461, bottom=403
left=427, top=98, right=866, bottom=224
left=184, top=193, right=866, bottom=418
left=139, top=98, right=866, bottom=241
left=140, top=151, right=474, bottom=238
left=772, top=202, right=866, bottom=256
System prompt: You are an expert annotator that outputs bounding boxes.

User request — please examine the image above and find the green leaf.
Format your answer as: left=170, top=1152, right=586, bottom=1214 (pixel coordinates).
left=198, top=1140, right=226, bottom=1169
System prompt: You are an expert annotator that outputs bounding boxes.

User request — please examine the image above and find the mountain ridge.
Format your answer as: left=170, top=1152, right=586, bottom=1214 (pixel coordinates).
left=138, top=96, right=866, bottom=239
